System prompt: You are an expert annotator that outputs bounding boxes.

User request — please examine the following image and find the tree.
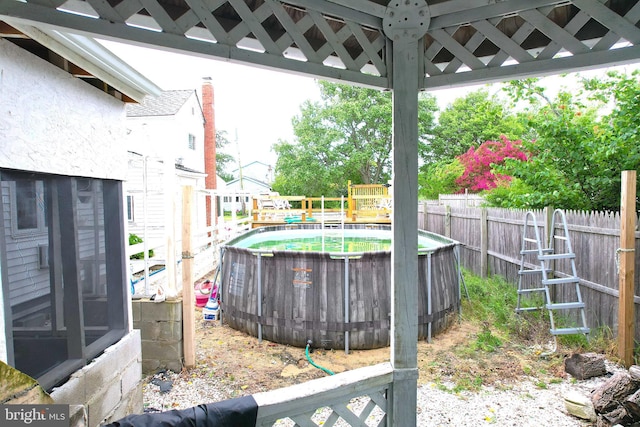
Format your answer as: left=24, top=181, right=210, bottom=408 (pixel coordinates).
left=427, top=89, right=525, bottom=164
left=455, top=136, right=527, bottom=192
left=418, top=159, right=465, bottom=199
left=487, top=72, right=640, bottom=211
left=215, top=129, right=235, bottom=183
left=272, top=81, right=438, bottom=197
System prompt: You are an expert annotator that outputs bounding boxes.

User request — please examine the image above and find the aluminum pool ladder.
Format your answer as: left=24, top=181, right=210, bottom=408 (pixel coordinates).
left=516, top=210, right=590, bottom=348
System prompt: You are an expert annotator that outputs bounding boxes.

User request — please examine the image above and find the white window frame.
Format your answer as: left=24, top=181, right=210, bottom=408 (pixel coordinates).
left=126, top=195, right=135, bottom=222
left=9, top=180, right=47, bottom=238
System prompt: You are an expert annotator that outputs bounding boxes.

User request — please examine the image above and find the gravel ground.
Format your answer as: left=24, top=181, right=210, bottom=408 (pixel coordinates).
left=143, top=361, right=623, bottom=426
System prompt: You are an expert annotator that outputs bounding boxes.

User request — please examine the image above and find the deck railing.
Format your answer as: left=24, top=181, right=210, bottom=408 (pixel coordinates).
left=252, top=189, right=391, bottom=225
left=253, top=362, right=393, bottom=427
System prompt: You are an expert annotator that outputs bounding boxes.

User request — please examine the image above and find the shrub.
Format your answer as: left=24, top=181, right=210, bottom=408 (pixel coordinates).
left=129, top=233, right=154, bottom=259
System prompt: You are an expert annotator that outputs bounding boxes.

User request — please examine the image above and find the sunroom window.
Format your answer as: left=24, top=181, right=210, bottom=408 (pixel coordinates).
left=0, top=170, right=129, bottom=391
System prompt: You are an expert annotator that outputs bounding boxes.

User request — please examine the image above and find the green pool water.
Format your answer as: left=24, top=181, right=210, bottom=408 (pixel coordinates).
left=233, top=229, right=441, bottom=253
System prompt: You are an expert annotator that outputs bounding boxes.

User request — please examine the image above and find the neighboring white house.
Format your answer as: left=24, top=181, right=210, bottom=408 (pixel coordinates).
left=125, top=87, right=219, bottom=290
left=223, top=176, right=270, bottom=212
left=224, top=161, right=274, bottom=211
left=231, top=160, right=274, bottom=184
left=0, top=20, right=160, bottom=426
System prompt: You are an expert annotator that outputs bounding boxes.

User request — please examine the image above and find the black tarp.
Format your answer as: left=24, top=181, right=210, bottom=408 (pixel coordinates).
left=105, top=396, right=258, bottom=427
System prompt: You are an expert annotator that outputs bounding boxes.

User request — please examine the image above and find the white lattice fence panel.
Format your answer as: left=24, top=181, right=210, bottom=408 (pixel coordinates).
left=254, top=363, right=392, bottom=427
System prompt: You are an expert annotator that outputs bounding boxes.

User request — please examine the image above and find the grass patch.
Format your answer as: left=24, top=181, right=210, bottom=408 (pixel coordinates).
left=473, top=323, right=503, bottom=353
left=444, top=270, right=620, bottom=391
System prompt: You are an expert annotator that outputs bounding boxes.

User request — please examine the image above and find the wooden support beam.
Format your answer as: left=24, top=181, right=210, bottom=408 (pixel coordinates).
left=390, top=37, right=421, bottom=427
left=182, top=186, right=196, bottom=369
left=0, top=22, right=26, bottom=37
left=618, top=170, right=636, bottom=368
left=68, top=63, right=91, bottom=77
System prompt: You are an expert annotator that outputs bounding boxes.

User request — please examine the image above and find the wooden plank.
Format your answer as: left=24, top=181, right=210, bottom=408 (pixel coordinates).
left=390, top=32, right=420, bottom=426
left=618, top=170, right=636, bottom=367
left=254, top=362, right=393, bottom=420
left=480, top=208, right=488, bottom=278
left=182, top=186, right=196, bottom=369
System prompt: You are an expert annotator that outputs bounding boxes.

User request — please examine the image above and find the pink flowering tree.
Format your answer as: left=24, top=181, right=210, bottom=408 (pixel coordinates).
left=455, top=136, right=527, bottom=192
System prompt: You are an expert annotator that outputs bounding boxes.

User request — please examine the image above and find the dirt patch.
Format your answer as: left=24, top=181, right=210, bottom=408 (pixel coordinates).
left=191, top=306, right=566, bottom=397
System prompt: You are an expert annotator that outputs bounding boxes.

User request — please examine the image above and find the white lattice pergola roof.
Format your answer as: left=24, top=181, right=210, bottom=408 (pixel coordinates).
left=2, top=0, right=639, bottom=89
left=2, top=1, right=639, bottom=425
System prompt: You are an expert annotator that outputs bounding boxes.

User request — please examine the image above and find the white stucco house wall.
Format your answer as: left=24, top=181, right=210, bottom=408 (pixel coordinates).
left=0, top=21, right=160, bottom=426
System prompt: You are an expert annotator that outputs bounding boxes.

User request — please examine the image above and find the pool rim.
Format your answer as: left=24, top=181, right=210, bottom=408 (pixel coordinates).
left=222, top=224, right=460, bottom=256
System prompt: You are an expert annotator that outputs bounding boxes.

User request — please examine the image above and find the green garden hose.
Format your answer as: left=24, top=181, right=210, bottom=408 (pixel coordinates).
left=305, top=341, right=334, bottom=376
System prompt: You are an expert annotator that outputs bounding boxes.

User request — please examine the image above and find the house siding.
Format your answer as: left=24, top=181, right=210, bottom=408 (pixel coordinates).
left=0, top=182, right=50, bottom=308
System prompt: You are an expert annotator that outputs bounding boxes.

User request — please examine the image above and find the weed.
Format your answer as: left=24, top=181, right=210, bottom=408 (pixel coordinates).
left=452, top=375, right=484, bottom=392
left=473, top=324, right=503, bottom=353
left=436, top=382, right=450, bottom=393
left=435, top=269, right=619, bottom=391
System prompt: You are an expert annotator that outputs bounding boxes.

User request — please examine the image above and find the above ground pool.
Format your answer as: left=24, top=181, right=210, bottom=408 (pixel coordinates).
left=220, top=224, right=460, bottom=351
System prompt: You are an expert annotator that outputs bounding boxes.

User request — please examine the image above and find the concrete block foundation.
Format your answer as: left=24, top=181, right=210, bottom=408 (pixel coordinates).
left=132, top=298, right=185, bottom=374
left=50, top=330, right=143, bottom=427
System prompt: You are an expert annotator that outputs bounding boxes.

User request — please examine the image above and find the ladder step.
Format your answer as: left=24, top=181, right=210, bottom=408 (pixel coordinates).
left=518, top=287, right=546, bottom=294
left=538, top=253, right=575, bottom=260
left=518, top=269, right=551, bottom=275
left=516, top=306, right=542, bottom=312
left=542, top=277, right=579, bottom=285
left=551, top=327, right=590, bottom=336
left=521, top=248, right=554, bottom=255
left=520, top=249, right=538, bottom=255
left=546, top=302, right=585, bottom=310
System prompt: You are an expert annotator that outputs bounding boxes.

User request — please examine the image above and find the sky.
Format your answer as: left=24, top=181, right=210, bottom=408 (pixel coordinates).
left=99, top=40, right=638, bottom=169
left=100, top=40, right=324, bottom=167
left=100, top=39, right=484, bottom=168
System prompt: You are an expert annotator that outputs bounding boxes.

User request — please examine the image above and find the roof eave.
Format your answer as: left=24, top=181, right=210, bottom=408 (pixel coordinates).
left=5, top=18, right=161, bottom=102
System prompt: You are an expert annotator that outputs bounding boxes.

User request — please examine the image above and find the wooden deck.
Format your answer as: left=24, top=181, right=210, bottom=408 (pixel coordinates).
left=251, top=187, right=392, bottom=229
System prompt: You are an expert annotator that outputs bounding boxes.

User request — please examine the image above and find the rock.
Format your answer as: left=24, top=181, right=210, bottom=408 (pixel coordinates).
left=629, top=365, right=640, bottom=382
left=565, top=352, right=607, bottom=380
left=592, top=372, right=638, bottom=413
left=600, top=405, right=633, bottom=426
left=624, top=388, right=640, bottom=419
left=565, top=390, right=597, bottom=421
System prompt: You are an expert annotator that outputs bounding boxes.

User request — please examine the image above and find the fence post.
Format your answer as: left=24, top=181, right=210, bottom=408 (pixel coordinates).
left=618, top=170, right=636, bottom=368
left=181, top=185, right=196, bottom=369
left=480, top=208, right=488, bottom=278
left=422, top=201, right=427, bottom=230
left=445, top=205, right=451, bottom=238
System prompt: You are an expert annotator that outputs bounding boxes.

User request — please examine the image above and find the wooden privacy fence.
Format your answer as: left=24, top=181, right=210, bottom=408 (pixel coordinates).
left=419, top=204, right=640, bottom=340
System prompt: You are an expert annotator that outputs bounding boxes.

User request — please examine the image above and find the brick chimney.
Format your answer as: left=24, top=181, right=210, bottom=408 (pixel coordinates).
left=202, top=77, right=217, bottom=226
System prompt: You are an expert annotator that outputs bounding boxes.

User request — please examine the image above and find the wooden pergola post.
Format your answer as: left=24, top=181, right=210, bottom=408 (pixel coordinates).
left=386, top=2, right=430, bottom=425
left=618, top=170, right=636, bottom=367
left=182, top=185, right=196, bottom=368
